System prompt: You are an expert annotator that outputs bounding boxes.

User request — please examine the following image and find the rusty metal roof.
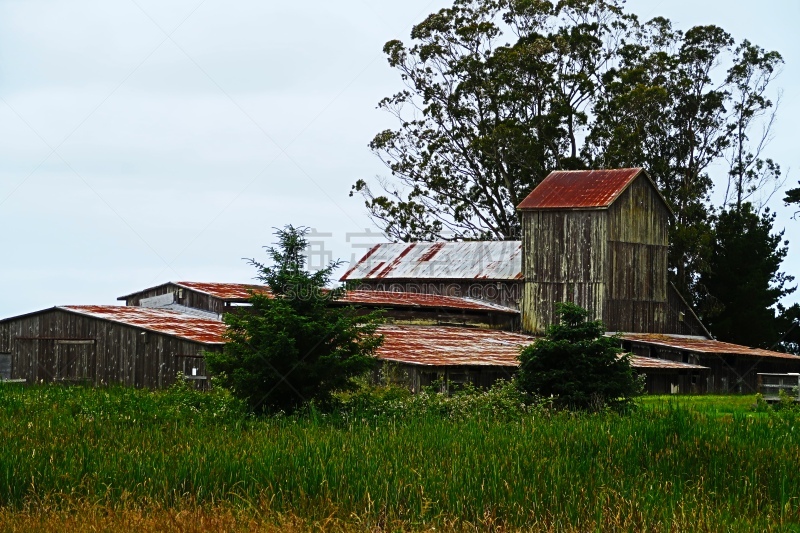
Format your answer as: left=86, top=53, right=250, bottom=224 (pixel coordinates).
left=376, top=325, right=708, bottom=370
left=517, top=168, right=646, bottom=210
left=376, top=325, right=533, bottom=366
left=174, top=282, right=266, bottom=300
left=339, top=290, right=519, bottom=314
left=61, top=306, right=226, bottom=345
left=340, top=241, right=523, bottom=281
left=620, top=333, right=800, bottom=361
left=117, top=281, right=267, bottom=302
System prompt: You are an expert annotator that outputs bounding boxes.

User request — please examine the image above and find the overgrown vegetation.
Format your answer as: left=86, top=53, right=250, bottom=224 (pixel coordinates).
left=517, top=302, right=642, bottom=411
left=2, top=383, right=800, bottom=531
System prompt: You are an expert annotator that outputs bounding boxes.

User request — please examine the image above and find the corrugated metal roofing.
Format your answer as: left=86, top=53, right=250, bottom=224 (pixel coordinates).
left=627, top=355, right=708, bottom=370
left=376, top=325, right=532, bottom=366
left=620, top=333, right=800, bottom=361
left=117, top=282, right=267, bottom=302
left=174, top=282, right=266, bottom=300
left=340, top=290, right=519, bottom=314
left=61, top=306, right=226, bottom=345
left=376, top=325, right=706, bottom=370
left=340, top=241, right=523, bottom=281
left=517, top=168, right=644, bottom=210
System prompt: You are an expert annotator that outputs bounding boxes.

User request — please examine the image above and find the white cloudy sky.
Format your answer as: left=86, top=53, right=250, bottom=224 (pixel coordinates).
left=0, top=0, right=798, bottom=318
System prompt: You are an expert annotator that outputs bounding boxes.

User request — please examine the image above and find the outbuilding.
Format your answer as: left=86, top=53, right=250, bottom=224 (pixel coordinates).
left=0, top=306, right=225, bottom=388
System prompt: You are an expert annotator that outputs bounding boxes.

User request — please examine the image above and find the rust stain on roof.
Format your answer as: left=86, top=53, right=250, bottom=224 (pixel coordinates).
left=341, top=244, right=380, bottom=280
left=517, top=168, right=643, bottom=210
left=375, top=244, right=416, bottom=278
left=62, top=305, right=226, bottom=345
left=175, top=282, right=266, bottom=300
left=418, top=242, right=445, bottom=261
left=341, top=241, right=522, bottom=281
left=620, top=333, right=800, bottom=361
left=339, top=290, right=519, bottom=314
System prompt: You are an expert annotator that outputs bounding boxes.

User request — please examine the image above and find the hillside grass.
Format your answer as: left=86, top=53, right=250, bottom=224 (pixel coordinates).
left=0, top=383, right=798, bottom=531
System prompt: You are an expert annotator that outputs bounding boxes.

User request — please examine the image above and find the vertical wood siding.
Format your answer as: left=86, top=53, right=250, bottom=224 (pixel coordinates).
left=604, top=177, right=670, bottom=332
left=521, top=209, right=607, bottom=333
left=3, top=309, right=220, bottom=388
left=123, top=284, right=223, bottom=315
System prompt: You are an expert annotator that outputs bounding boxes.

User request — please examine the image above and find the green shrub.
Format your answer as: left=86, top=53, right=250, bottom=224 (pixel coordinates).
left=517, top=302, right=642, bottom=412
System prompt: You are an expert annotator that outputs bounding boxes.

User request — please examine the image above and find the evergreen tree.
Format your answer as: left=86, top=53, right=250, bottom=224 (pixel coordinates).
left=206, top=226, right=383, bottom=414
left=517, top=303, right=641, bottom=412
left=698, top=204, right=795, bottom=348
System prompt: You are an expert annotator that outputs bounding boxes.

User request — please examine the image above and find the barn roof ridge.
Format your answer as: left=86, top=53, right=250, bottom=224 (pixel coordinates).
left=516, top=167, right=673, bottom=214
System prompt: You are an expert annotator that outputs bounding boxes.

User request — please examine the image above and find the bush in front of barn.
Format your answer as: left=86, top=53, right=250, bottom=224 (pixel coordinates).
left=516, top=302, right=642, bottom=412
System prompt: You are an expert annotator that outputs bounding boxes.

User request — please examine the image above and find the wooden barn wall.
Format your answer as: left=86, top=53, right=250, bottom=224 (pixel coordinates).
left=665, top=284, right=709, bottom=336
left=123, top=284, right=223, bottom=315
left=604, top=177, right=670, bottom=333
left=378, top=362, right=516, bottom=393
left=607, top=177, right=669, bottom=245
left=521, top=209, right=607, bottom=334
left=0, top=322, right=9, bottom=353
left=349, top=280, right=522, bottom=310
left=3, top=310, right=221, bottom=388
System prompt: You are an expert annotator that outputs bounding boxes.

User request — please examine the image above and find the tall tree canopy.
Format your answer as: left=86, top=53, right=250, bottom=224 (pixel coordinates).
left=354, top=0, right=785, bottom=307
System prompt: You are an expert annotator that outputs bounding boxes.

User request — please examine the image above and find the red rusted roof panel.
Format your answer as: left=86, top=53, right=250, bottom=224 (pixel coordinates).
left=340, top=241, right=522, bottom=281
left=620, top=333, right=800, bottom=361
left=175, top=282, right=267, bottom=300
left=339, top=290, right=519, bottom=314
left=61, top=305, right=227, bottom=345
left=517, top=168, right=643, bottom=210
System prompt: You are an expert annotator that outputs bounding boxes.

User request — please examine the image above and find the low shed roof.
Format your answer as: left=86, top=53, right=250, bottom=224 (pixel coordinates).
left=619, top=333, right=800, bottom=361
left=376, top=325, right=702, bottom=370
left=61, top=305, right=226, bottom=345
left=340, top=241, right=523, bottom=281
left=376, top=325, right=531, bottom=367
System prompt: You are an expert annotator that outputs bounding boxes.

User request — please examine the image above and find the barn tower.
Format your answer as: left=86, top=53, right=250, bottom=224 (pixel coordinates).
left=517, top=168, right=675, bottom=334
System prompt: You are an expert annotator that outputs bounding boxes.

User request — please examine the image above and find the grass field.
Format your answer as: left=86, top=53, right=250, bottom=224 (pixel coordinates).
left=0, top=384, right=798, bottom=532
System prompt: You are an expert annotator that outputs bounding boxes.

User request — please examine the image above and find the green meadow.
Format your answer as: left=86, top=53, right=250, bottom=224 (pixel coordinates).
left=0, top=383, right=798, bottom=532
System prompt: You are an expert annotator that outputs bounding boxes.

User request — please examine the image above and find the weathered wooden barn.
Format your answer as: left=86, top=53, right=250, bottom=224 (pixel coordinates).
left=517, top=168, right=705, bottom=336
left=3, top=166, right=800, bottom=396
left=340, top=241, right=523, bottom=309
left=0, top=306, right=224, bottom=388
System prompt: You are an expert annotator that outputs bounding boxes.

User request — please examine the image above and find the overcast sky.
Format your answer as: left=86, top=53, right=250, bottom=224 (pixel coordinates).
left=0, top=0, right=798, bottom=318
